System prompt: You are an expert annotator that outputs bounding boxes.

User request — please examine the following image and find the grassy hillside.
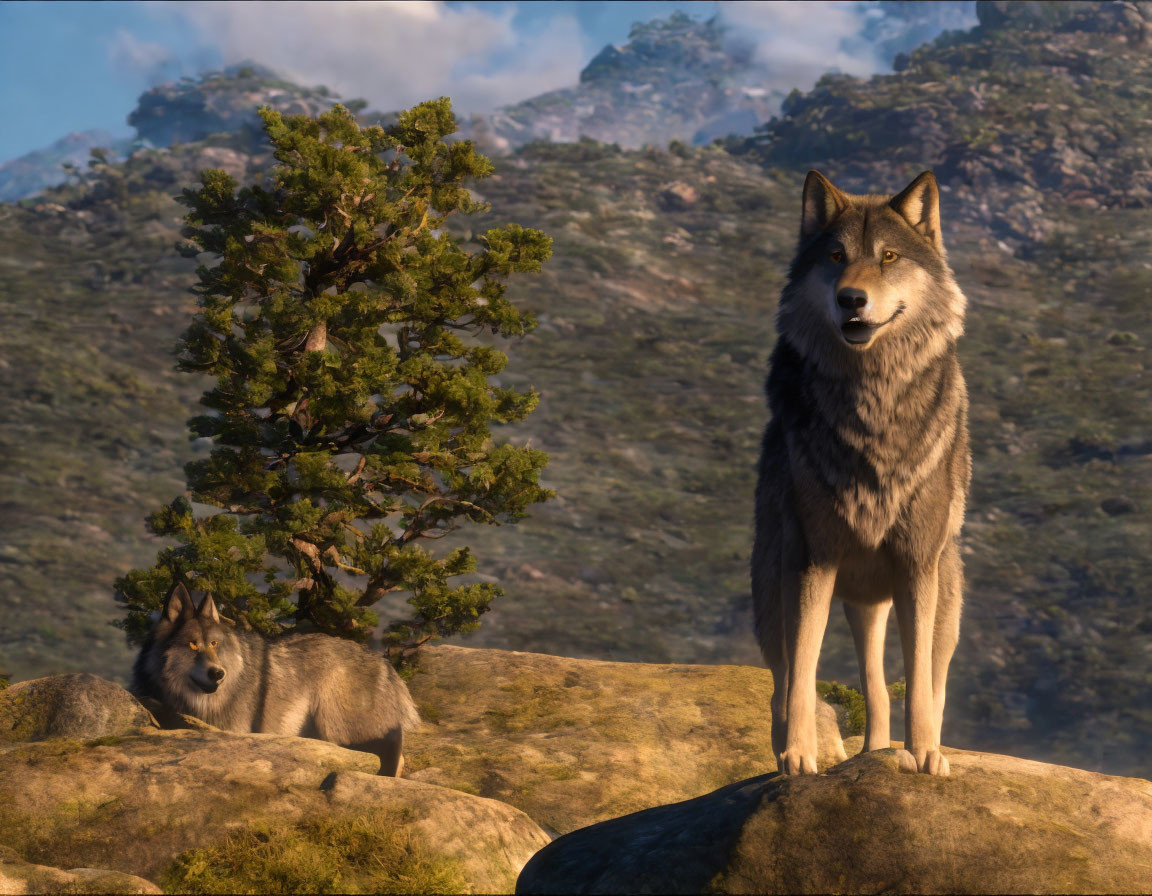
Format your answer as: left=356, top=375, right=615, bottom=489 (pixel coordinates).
left=2, top=2, right=1150, bottom=775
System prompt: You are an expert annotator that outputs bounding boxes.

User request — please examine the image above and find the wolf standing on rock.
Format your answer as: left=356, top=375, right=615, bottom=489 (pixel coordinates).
left=132, top=582, right=419, bottom=776
left=752, top=170, right=971, bottom=777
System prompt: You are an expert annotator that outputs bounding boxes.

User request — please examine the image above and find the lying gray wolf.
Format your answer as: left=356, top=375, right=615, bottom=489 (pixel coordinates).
left=132, top=582, right=419, bottom=776
left=752, top=169, right=970, bottom=777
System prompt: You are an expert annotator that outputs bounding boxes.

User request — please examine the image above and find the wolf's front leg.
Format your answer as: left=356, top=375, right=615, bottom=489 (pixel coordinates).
left=779, top=563, right=836, bottom=775
left=845, top=600, right=892, bottom=752
left=894, top=560, right=949, bottom=776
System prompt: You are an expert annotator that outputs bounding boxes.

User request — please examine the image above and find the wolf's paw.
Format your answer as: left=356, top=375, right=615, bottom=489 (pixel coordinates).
left=923, top=749, right=950, bottom=776
left=896, top=747, right=950, bottom=776
left=778, top=750, right=820, bottom=775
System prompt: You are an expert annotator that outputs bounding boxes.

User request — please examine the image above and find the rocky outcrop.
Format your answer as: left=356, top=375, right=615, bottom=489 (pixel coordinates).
left=404, top=645, right=845, bottom=836
left=517, top=747, right=1152, bottom=894
left=0, top=674, right=549, bottom=893
left=0, top=848, right=161, bottom=895
left=323, top=772, right=550, bottom=893
left=8, top=658, right=1152, bottom=894
left=468, top=13, right=783, bottom=152
left=127, top=62, right=339, bottom=149
left=0, top=672, right=156, bottom=742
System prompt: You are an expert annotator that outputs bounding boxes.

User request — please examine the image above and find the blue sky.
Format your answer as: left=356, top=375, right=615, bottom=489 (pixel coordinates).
left=0, top=1, right=975, bottom=165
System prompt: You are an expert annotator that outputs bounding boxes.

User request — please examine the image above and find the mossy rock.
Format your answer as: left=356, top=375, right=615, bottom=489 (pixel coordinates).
left=161, top=774, right=548, bottom=895
left=518, top=748, right=1152, bottom=894
left=404, top=645, right=845, bottom=836
left=0, top=725, right=377, bottom=880
left=0, top=673, right=157, bottom=743
left=0, top=846, right=161, bottom=894
left=0, top=718, right=547, bottom=893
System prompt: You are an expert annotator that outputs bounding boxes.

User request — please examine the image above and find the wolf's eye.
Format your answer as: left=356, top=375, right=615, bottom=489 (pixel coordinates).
left=189, top=641, right=199, bottom=651
left=829, top=249, right=844, bottom=264
left=882, top=249, right=899, bottom=263
left=210, top=640, right=217, bottom=648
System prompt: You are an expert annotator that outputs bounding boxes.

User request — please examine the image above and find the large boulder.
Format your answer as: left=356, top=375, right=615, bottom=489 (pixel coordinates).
left=405, top=645, right=845, bottom=835
left=323, top=772, right=550, bottom=894
left=0, top=848, right=161, bottom=895
left=0, top=674, right=549, bottom=893
left=0, top=672, right=156, bottom=743
left=517, top=747, right=1152, bottom=894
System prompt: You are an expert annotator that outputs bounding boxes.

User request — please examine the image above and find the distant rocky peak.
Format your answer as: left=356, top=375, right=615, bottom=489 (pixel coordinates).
left=127, top=61, right=342, bottom=150
left=579, top=12, right=742, bottom=85
left=975, top=0, right=1150, bottom=41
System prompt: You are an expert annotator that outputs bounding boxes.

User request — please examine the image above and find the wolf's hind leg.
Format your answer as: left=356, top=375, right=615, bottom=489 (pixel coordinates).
left=845, top=599, right=891, bottom=752
left=932, top=539, right=963, bottom=748
left=752, top=540, right=788, bottom=765
left=769, top=656, right=788, bottom=763
left=347, top=728, right=404, bottom=777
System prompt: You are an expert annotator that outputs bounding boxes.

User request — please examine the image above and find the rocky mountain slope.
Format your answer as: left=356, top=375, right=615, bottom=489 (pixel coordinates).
left=466, top=12, right=782, bottom=152
left=126, top=62, right=343, bottom=149
left=1, top=1, right=1150, bottom=777
left=1, top=4, right=978, bottom=203
left=0, top=63, right=348, bottom=202
left=0, top=130, right=132, bottom=203
left=467, top=3, right=978, bottom=153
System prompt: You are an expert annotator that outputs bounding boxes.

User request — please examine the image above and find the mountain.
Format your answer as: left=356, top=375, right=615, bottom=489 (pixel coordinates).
left=0, top=5, right=978, bottom=201
left=1, top=1, right=1151, bottom=776
left=736, top=0, right=1152, bottom=246
left=126, top=62, right=345, bottom=149
left=468, top=4, right=979, bottom=154
left=0, top=130, right=133, bottom=203
left=466, top=12, right=783, bottom=152
left=0, top=63, right=348, bottom=203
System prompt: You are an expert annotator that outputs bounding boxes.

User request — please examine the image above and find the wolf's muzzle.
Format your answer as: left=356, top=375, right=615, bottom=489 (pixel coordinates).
left=837, top=287, right=868, bottom=310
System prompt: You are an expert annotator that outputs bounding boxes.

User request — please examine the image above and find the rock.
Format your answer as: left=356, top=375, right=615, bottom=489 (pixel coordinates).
left=405, top=645, right=845, bottom=836
left=128, top=62, right=338, bottom=149
left=659, top=181, right=698, bottom=211
left=0, top=679, right=549, bottom=893
left=1101, top=496, right=1138, bottom=516
left=0, top=726, right=379, bottom=880
left=517, top=748, right=1152, bottom=894
left=0, top=673, right=157, bottom=743
left=323, top=772, right=551, bottom=894
left=0, top=849, right=161, bottom=895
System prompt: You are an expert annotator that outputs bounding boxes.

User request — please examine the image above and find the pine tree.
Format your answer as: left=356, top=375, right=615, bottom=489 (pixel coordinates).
left=116, top=100, right=553, bottom=660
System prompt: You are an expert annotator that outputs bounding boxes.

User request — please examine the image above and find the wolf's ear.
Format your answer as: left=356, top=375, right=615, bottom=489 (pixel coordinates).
left=890, top=171, right=944, bottom=254
left=161, top=581, right=195, bottom=626
left=196, top=593, right=221, bottom=624
left=800, top=170, right=848, bottom=242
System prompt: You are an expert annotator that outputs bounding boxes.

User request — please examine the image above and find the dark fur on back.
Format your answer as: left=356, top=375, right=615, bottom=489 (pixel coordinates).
left=133, top=583, right=419, bottom=776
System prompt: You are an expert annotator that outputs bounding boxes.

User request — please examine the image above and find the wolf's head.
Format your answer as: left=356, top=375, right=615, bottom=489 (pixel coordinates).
left=778, top=169, right=966, bottom=375
left=150, top=582, right=244, bottom=702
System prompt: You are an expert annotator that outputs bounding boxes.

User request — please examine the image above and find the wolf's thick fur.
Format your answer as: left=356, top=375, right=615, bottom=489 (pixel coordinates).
left=752, top=169, right=971, bottom=776
left=132, top=583, right=420, bottom=776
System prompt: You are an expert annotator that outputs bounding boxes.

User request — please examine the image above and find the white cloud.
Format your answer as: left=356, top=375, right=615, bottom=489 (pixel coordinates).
left=158, top=0, right=586, bottom=116
left=108, top=28, right=178, bottom=84
left=718, top=0, right=884, bottom=91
